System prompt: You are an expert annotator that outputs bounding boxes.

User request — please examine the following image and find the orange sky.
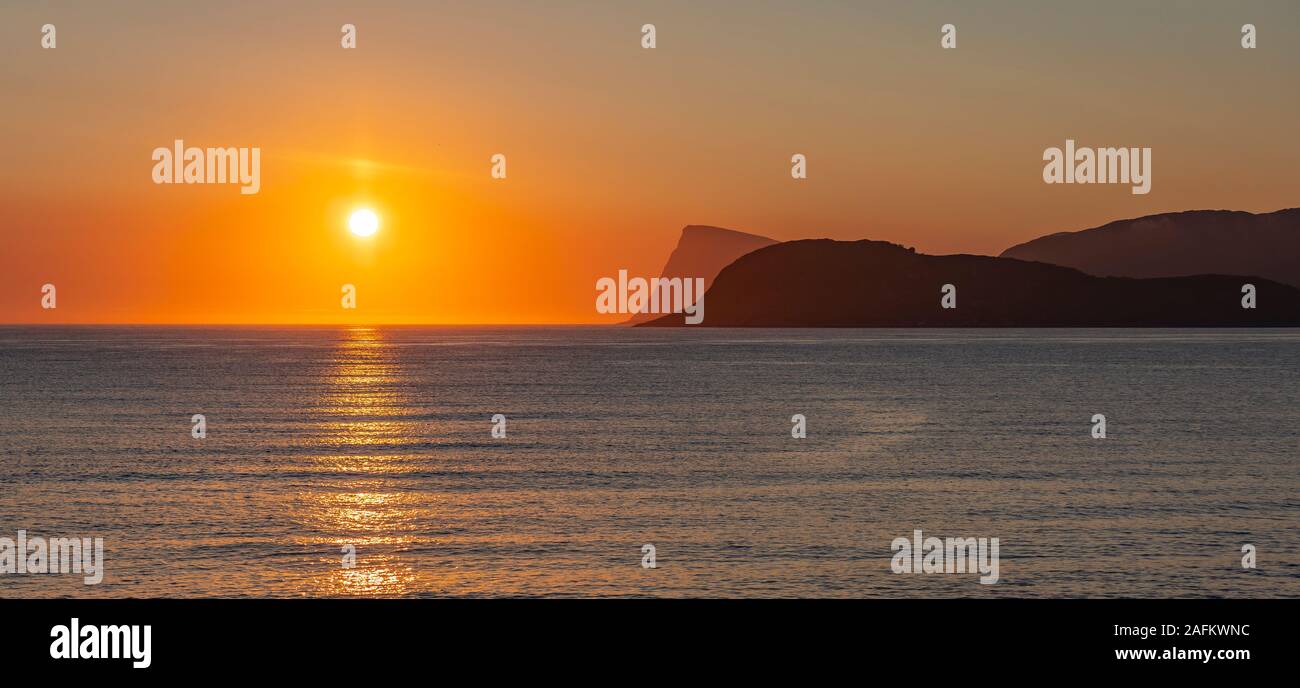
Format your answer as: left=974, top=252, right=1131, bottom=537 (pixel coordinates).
left=2, top=1, right=1297, bottom=323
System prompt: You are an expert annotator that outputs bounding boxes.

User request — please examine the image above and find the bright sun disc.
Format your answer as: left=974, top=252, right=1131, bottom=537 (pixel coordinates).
left=349, top=209, right=380, bottom=237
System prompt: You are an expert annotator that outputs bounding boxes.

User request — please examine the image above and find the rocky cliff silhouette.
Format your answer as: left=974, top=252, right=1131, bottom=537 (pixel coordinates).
left=639, top=239, right=1300, bottom=327
left=624, top=225, right=776, bottom=324
left=1001, top=208, right=1300, bottom=288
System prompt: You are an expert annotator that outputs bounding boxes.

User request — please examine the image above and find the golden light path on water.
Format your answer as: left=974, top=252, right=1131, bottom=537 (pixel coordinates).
left=300, top=327, right=422, bottom=596
left=288, top=326, right=635, bottom=598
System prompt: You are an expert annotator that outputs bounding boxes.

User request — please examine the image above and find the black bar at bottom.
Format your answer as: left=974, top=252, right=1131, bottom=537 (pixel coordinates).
left=1, top=598, right=1287, bottom=676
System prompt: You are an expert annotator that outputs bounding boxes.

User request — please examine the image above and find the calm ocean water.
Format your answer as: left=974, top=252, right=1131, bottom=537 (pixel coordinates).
left=0, top=326, right=1296, bottom=598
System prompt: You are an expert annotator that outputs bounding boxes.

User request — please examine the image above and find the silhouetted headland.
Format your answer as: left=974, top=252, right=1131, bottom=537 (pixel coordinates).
left=640, top=239, right=1300, bottom=327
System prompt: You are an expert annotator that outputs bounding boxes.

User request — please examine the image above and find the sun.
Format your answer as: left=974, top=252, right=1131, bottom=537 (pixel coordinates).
left=348, top=208, right=380, bottom=237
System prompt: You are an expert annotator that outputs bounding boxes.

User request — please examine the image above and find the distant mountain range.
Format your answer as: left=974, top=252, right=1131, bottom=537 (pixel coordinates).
left=624, top=225, right=775, bottom=324
left=638, top=238, right=1300, bottom=327
left=1001, top=208, right=1300, bottom=288
left=633, top=208, right=1300, bottom=327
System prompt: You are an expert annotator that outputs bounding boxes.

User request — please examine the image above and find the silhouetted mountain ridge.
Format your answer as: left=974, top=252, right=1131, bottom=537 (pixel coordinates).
left=640, top=238, right=1300, bottom=327
left=1001, top=208, right=1300, bottom=288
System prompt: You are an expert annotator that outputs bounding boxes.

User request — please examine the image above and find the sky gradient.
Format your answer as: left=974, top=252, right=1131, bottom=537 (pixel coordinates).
left=2, top=0, right=1297, bottom=323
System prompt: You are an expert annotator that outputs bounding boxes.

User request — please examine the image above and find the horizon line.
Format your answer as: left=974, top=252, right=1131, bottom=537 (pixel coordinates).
left=0, top=321, right=623, bottom=327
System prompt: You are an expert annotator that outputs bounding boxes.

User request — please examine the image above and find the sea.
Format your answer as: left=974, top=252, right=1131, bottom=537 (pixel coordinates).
left=1, top=326, right=1296, bottom=597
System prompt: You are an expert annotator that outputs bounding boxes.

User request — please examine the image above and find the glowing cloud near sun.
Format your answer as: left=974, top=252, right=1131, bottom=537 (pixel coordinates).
left=349, top=208, right=380, bottom=237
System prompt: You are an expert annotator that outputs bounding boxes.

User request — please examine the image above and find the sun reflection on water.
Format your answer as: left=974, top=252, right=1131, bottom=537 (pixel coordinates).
left=298, top=328, right=423, bottom=596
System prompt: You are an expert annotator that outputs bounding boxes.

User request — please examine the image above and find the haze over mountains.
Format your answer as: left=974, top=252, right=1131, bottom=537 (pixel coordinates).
left=1001, top=209, right=1300, bottom=288
left=624, top=225, right=775, bottom=324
